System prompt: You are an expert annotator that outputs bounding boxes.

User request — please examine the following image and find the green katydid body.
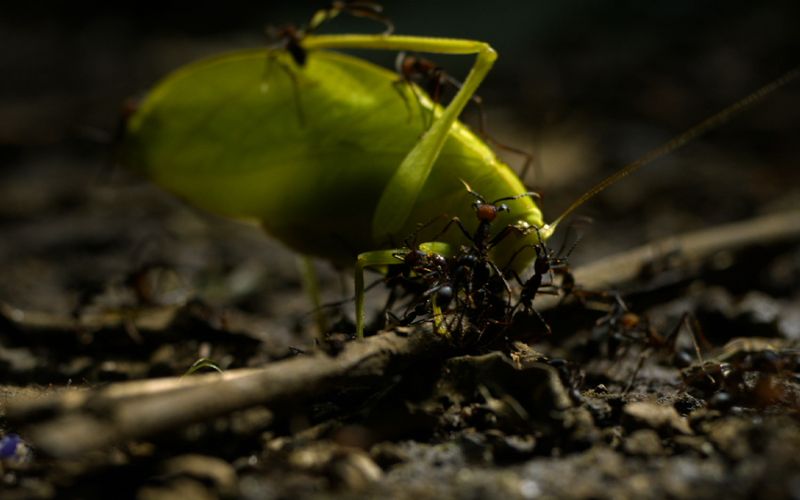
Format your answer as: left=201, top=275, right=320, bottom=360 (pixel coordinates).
left=122, top=30, right=797, bottom=339
left=123, top=42, right=544, bottom=272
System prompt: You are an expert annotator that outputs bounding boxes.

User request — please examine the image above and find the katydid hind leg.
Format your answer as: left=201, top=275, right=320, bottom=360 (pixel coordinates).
left=302, top=34, right=499, bottom=242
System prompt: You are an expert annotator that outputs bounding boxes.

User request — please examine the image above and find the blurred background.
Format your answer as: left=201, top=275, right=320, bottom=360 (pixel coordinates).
left=1, top=1, right=798, bottom=342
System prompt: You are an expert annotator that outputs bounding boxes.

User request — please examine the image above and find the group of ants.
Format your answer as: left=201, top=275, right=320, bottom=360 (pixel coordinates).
left=102, top=1, right=799, bottom=409
left=369, top=196, right=800, bottom=409
left=357, top=184, right=799, bottom=408
left=268, top=2, right=591, bottom=335
left=282, top=2, right=800, bottom=408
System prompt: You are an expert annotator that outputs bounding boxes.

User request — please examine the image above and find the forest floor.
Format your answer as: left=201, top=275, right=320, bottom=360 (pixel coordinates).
left=2, top=5, right=800, bottom=495
left=1, top=137, right=799, bottom=499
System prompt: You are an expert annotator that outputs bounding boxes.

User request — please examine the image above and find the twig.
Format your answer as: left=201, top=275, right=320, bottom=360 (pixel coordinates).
left=536, top=209, right=800, bottom=310
left=7, top=331, right=449, bottom=457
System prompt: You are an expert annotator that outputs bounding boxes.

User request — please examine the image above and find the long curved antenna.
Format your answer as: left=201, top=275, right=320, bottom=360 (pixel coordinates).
left=541, top=66, right=800, bottom=239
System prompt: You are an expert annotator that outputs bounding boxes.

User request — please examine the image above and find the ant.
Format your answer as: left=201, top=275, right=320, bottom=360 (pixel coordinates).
left=432, top=180, right=539, bottom=256
left=385, top=245, right=453, bottom=330
left=385, top=242, right=492, bottom=337
left=591, top=298, right=709, bottom=394
left=267, top=1, right=393, bottom=68
left=438, top=183, right=539, bottom=297
left=394, top=52, right=469, bottom=126
left=264, top=1, right=394, bottom=123
left=424, top=184, right=545, bottom=337
left=381, top=184, right=540, bottom=339
left=394, top=53, right=537, bottom=179
left=499, top=221, right=588, bottom=335
left=681, top=339, right=800, bottom=409
left=504, top=240, right=566, bottom=335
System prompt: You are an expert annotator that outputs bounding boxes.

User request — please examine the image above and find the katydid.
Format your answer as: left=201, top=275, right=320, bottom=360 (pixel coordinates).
left=121, top=12, right=799, bottom=339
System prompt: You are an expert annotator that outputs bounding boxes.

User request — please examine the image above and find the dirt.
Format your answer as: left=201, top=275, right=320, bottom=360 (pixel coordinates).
left=2, top=3, right=800, bottom=499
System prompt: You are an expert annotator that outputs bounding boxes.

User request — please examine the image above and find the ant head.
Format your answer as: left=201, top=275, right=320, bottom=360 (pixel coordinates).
left=461, top=179, right=497, bottom=221
left=265, top=24, right=307, bottom=66
left=266, top=24, right=301, bottom=42
left=474, top=202, right=497, bottom=222
left=473, top=202, right=510, bottom=222
left=403, top=249, right=427, bottom=266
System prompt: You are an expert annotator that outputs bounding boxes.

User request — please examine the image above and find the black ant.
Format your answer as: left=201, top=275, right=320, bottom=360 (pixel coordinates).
left=432, top=180, right=539, bottom=256
left=505, top=244, right=565, bottom=335
left=385, top=245, right=452, bottom=328
left=499, top=221, right=587, bottom=336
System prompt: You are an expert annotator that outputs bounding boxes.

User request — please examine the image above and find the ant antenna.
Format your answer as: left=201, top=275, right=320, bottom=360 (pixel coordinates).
left=556, top=216, right=592, bottom=257
left=460, top=179, right=540, bottom=206
left=541, top=66, right=800, bottom=239
left=308, top=1, right=394, bottom=35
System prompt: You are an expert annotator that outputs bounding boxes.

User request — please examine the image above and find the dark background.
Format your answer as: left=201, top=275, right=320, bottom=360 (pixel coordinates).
left=1, top=1, right=798, bottom=335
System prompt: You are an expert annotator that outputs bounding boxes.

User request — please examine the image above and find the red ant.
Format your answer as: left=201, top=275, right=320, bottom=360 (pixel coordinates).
left=593, top=298, right=709, bottom=393
left=682, top=339, right=800, bottom=409
left=431, top=180, right=539, bottom=256
left=393, top=53, right=537, bottom=180
left=267, top=1, right=393, bottom=68
left=264, top=1, right=394, bottom=123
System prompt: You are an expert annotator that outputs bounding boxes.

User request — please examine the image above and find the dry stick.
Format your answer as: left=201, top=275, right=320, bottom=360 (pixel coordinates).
left=9, top=331, right=449, bottom=458
left=536, top=209, right=800, bottom=310
left=6, top=210, right=800, bottom=457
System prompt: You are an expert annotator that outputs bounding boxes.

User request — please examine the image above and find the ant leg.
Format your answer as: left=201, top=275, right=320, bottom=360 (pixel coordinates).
left=403, top=213, right=449, bottom=248
left=390, top=77, right=415, bottom=123
left=555, top=216, right=592, bottom=257
left=355, top=248, right=411, bottom=338
left=474, top=97, right=538, bottom=182
left=412, top=81, right=435, bottom=130
left=486, top=259, right=513, bottom=311
left=423, top=73, right=446, bottom=129
left=309, top=1, right=395, bottom=35
left=664, top=312, right=709, bottom=365
left=436, top=70, right=536, bottom=181
left=430, top=216, right=474, bottom=244
left=263, top=54, right=306, bottom=126
left=528, top=306, right=552, bottom=335
left=504, top=243, right=538, bottom=274
left=506, top=269, right=525, bottom=288
left=624, top=346, right=653, bottom=395
left=487, top=223, right=529, bottom=250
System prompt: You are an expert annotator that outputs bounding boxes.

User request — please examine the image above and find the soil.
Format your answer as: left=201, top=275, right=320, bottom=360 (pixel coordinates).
left=1, top=3, right=799, bottom=499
